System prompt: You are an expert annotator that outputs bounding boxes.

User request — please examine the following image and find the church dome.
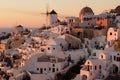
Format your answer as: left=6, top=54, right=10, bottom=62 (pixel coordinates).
left=15, top=25, right=23, bottom=29
left=79, top=6, right=94, bottom=20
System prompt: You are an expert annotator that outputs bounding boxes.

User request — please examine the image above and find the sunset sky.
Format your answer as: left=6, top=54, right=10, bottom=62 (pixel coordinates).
left=0, top=0, right=119, bottom=28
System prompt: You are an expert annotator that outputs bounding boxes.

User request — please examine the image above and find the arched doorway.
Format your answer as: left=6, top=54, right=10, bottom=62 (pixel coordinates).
left=113, top=64, right=118, bottom=74
left=82, top=75, right=87, bottom=80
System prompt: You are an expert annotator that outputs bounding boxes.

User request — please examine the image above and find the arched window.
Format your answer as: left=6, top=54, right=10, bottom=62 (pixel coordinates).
left=101, top=55, right=103, bottom=59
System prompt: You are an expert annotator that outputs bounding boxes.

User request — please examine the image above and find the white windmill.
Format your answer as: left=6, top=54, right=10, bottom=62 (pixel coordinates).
left=41, top=4, right=60, bottom=28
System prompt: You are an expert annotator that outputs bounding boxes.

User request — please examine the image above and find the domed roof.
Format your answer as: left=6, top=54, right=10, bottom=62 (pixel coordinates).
left=16, top=25, right=23, bottom=28
left=79, top=6, right=94, bottom=17
left=115, top=5, right=120, bottom=13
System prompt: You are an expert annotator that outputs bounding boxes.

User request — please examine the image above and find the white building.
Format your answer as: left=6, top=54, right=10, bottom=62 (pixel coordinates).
left=66, top=17, right=80, bottom=27
left=80, top=59, right=106, bottom=80
left=48, top=10, right=59, bottom=27
left=79, top=49, right=120, bottom=80
left=40, top=34, right=68, bottom=54
left=25, top=54, right=67, bottom=74
left=91, top=36, right=106, bottom=49
left=107, top=27, right=120, bottom=47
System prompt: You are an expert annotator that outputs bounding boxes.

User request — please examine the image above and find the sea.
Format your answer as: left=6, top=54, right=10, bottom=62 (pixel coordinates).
left=0, top=28, right=14, bottom=33
left=0, top=27, right=39, bottom=33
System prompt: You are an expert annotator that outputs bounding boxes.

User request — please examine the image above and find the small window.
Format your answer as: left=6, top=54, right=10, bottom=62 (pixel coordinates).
left=95, top=66, right=97, bottom=70
left=44, top=68, right=46, bottom=71
left=41, top=48, right=44, bottom=52
left=114, top=56, right=116, bottom=60
left=93, top=53, right=96, bottom=56
left=117, top=57, right=119, bottom=61
left=88, top=62, right=89, bottom=64
left=95, top=41, right=97, bottom=44
left=49, top=68, right=51, bottom=71
left=53, top=48, right=55, bottom=50
left=56, top=68, right=59, bottom=71
left=48, top=47, right=50, bottom=50
left=110, top=32, right=112, bottom=35
left=99, top=65, right=101, bottom=69
left=119, top=57, right=120, bottom=61
left=117, top=53, right=119, bottom=55
left=37, top=68, right=39, bottom=71
left=53, top=64, right=55, bottom=67
left=101, top=55, right=103, bottom=59
left=52, top=68, right=55, bottom=72
left=60, top=43, right=62, bottom=46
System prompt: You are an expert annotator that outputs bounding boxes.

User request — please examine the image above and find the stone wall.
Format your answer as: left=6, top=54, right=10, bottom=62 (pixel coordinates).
left=65, top=34, right=81, bottom=49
